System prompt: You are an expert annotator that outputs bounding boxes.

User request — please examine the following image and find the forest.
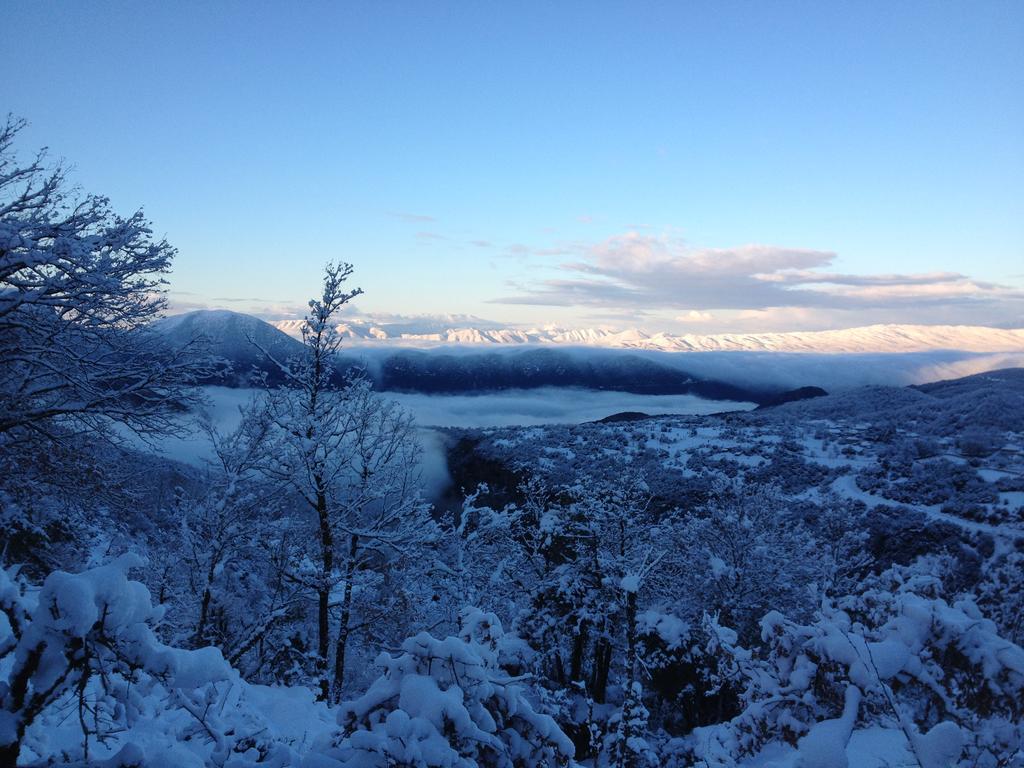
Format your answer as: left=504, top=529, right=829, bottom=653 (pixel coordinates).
left=2, top=116, right=1023, bottom=768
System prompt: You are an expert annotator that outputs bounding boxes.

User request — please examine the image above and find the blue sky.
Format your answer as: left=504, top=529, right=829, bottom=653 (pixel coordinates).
left=3, top=1, right=1022, bottom=332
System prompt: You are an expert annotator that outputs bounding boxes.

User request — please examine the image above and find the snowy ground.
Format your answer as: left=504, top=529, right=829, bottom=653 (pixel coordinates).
left=458, top=373, right=1024, bottom=544
left=739, top=727, right=918, bottom=768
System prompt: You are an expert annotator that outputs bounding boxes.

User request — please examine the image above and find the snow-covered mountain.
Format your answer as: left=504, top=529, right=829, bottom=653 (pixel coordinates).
left=270, top=319, right=1024, bottom=354
left=155, top=310, right=1024, bottom=400
left=153, top=310, right=770, bottom=400
left=154, top=309, right=306, bottom=384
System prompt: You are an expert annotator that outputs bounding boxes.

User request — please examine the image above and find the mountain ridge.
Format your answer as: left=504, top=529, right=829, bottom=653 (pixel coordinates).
left=269, top=318, right=1024, bottom=354
left=153, top=310, right=1024, bottom=401
left=153, top=310, right=771, bottom=401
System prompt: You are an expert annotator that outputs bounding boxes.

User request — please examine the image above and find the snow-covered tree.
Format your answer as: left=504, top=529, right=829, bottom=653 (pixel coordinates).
left=454, top=475, right=671, bottom=762
left=256, top=263, right=434, bottom=702
left=674, top=481, right=820, bottom=641
left=975, top=550, right=1024, bottom=647
left=182, top=401, right=276, bottom=645
left=156, top=398, right=305, bottom=682
left=0, top=116, right=210, bottom=443
left=509, top=476, right=662, bottom=705
left=604, top=680, right=658, bottom=768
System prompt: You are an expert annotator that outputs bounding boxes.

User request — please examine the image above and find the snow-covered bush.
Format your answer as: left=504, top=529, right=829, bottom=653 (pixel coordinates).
left=858, top=459, right=996, bottom=507
left=312, top=608, right=574, bottom=768
left=635, top=611, right=742, bottom=738
left=957, top=426, right=1004, bottom=458
left=688, top=560, right=1024, bottom=767
left=976, top=551, right=1024, bottom=647
left=0, top=555, right=309, bottom=766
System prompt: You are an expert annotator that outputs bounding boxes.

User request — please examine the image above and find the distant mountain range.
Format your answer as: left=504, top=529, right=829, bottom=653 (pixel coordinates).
left=152, top=310, right=782, bottom=402
left=154, top=310, right=1024, bottom=403
left=271, top=318, right=1024, bottom=354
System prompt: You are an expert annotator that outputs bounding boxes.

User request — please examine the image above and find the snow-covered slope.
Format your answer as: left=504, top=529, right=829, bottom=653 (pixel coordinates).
left=270, top=319, right=1024, bottom=354
left=157, top=309, right=304, bottom=360
left=154, top=309, right=305, bottom=384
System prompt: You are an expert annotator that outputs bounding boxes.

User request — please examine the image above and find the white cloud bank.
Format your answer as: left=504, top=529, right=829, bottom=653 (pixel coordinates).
left=491, top=232, right=1024, bottom=331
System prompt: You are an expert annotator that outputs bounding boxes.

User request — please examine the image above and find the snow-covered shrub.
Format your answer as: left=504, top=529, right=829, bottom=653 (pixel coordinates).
left=957, top=426, right=1003, bottom=458
left=883, top=459, right=996, bottom=507
left=0, top=484, right=87, bottom=580
left=749, top=450, right=832, bottom=493
left=313, top=608, right=574, bottom=768
left=635, top=611, right=741, bottom=738
left=976, top=551, right=1024, bottom=647
left=0, top=435, right=139, bottom=580
left=0, top=555, right=306, bottom=766
left=688, top=559, right=1024, bottom=767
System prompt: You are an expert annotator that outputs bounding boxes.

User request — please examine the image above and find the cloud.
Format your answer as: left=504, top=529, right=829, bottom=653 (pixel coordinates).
left=386, top=388, right=749, bottom=428
left=346, top=311, right=507, bottom=334
left=677, top=310, right=714, bottom=323
left=416, top=231, right=450, bottom=242
left=764, top=270, right=971, bottom=287
left=166, top=292, right=310, bottom=318
left=506, top=243, right=572, bottom=258
left=490, top=232, right=1024, bottom=326
left=495, top=234, right=837, bottom=309
left=210, top=295, right=283, bottom=303
left=387, top=211, right=436, bottom=223
left=165, top=298, right=216, bottom=314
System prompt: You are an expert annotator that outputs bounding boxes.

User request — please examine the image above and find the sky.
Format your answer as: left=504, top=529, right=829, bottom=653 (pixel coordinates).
left=3, top=1, right=1023, bottom=333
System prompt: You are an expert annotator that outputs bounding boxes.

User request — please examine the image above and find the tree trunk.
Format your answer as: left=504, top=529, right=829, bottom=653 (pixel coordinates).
left=194, top=565, right=215, bottom=646
left=0, top=741, right=21, bottom=767
left=591, top=634, right=613, bottom=704
left=315, top=483, right=333, bottom=702
left=614, top=589, right=641, bottom=768
left=331, top=534, right=359, bottom=703
left=550, top=649, right=566, bottom=685
left=570, top=620, right=589, bottom=682
left=623, top=590, right=638, bottom=689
